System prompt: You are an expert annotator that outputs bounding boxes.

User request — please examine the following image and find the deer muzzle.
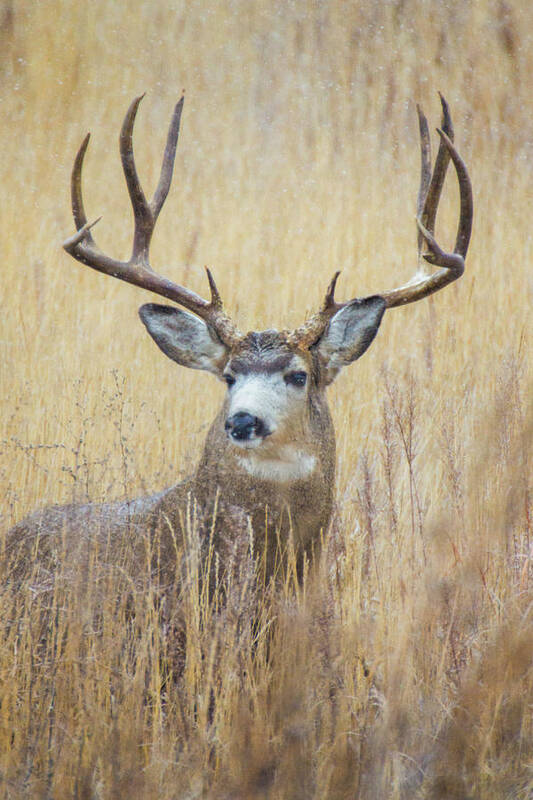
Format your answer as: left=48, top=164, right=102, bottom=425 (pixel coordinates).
left=225, top=412, right=269, bottom=444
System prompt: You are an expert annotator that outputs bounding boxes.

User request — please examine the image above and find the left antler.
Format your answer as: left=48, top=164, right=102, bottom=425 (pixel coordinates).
left=63, top=95, right=243, bottom=347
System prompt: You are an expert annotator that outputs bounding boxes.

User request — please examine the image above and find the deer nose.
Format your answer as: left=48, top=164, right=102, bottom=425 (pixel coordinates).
left=225, top=412, right=266, bottom=441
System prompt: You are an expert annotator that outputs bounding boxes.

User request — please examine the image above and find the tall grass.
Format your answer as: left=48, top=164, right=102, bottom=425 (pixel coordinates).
left=0, top=0, right=531, bottom=796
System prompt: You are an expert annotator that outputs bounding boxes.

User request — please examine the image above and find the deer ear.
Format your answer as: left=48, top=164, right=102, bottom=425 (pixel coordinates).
left=139, top=303, right=228, bottom=376
left=314, top=296, right=386, bottom=385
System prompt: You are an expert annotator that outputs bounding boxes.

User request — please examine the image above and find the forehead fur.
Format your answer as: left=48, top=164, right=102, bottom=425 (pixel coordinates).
left=229, top=330, right=308, bottom=375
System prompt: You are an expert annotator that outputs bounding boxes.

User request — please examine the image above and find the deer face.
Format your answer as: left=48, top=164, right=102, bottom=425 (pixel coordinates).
left=221, top=332, right=313, bottom=450
left=139, top=297, right=386, bottom=459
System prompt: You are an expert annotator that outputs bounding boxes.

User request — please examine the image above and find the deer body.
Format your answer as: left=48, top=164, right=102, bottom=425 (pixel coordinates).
left=7, top=94, right=472, bottom=589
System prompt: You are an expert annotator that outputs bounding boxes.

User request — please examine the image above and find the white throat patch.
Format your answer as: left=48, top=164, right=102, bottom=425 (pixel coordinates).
left=237, top=446, right=317, bottom=483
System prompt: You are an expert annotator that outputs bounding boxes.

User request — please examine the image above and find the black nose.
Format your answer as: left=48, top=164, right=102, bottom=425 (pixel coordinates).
left=225, top=412, right=265, bottom=441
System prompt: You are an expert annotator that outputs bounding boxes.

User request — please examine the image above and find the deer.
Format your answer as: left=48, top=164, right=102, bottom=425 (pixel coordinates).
left=5, top=94, right=472, bottom=593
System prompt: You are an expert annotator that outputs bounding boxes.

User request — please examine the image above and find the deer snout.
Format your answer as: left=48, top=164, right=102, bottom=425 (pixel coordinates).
left=225, top=412, right=268, bottom=442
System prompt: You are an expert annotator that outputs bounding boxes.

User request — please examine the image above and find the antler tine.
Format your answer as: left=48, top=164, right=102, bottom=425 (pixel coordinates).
left=416, top=105, right=431, bottom=255
left=419, top=94, right=454, bottom=241
left=71, top=133, right=91, bottom=234
left=416, top=105, right=432, bottom=220
left=152, top=96, right=184, bottom=219
left=63, top=96, right=242, bottom=346
left=444, top=129, right=473, bottom=258
left=120, top=94, right=184, bottom=264
left=120, top=95, right=151, bottom=264
left=286, top=271, right=344, bottom=348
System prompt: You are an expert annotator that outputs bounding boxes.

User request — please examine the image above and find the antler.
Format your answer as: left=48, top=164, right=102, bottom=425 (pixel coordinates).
left=291, top=94, right=473, bottom=348
left=63, top=95, right=242, bottom=347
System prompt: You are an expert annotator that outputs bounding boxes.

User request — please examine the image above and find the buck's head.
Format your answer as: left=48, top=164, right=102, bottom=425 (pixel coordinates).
left=63, top=93, right=471, bottom=468
left=138, top=294, right=386, bottom=454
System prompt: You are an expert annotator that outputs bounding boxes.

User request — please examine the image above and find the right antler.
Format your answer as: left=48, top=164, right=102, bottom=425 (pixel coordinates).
left=381, top=94, right=472, bottom=308
left=290, top=94, right=473, bottom=348
left=63, top=95, right=242, bottom=347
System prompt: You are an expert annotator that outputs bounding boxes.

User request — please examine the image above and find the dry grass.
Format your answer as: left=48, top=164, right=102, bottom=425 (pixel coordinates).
left=0, top=0, right=532, bottom=797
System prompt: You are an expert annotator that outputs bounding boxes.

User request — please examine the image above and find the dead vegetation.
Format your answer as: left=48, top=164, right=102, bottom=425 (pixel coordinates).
left=0, top=1, right=531, bottom=797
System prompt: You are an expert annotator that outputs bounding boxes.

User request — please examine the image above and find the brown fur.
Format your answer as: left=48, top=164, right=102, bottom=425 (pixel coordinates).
left=6, top=333, right=336, bottom=595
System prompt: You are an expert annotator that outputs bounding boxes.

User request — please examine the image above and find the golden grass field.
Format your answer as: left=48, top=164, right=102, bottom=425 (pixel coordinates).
left=0, top=0, right=532, bottom=797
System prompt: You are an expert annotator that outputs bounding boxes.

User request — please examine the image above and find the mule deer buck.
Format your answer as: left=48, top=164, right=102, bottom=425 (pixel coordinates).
left=7, top=94, right=472, bottom=589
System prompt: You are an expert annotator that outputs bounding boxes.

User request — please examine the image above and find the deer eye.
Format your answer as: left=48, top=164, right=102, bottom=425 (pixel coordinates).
left=284, top=371, right=307, bottom=387
left=224, top=374, right=236, bottom=388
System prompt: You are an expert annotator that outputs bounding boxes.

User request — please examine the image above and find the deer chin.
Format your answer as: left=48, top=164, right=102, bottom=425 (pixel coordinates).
left=228, top=436, right=265, bottom=451
left=235, top=444, right=317, bottom=483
